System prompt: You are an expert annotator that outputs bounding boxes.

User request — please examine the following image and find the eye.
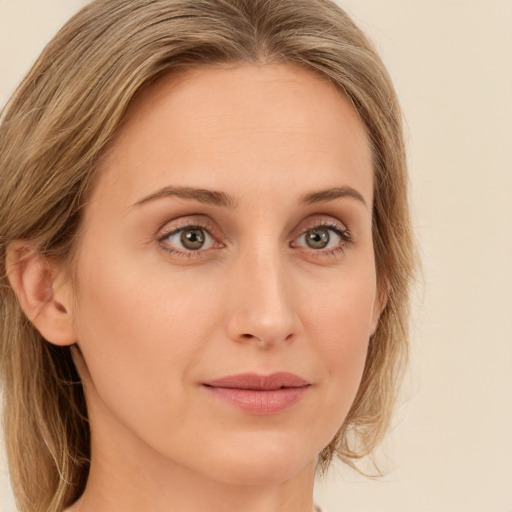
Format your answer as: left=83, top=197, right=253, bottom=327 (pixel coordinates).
left=292, top=223, right=351, bottom=253
left=159, top=225, right=216, bottom=253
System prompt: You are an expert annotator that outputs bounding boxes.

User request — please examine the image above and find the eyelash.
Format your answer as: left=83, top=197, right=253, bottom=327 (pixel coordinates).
left=293, top=221, right=352, bottom=259
left=158, top=221, right=220, bottom=260
left=157, top=220, right=352, bottom=260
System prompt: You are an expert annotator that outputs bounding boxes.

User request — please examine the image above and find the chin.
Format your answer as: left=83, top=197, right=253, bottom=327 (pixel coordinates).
left=197, top=434, right=318, bottom=486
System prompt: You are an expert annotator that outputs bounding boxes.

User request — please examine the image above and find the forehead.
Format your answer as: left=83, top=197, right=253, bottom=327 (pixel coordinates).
left=93, top=63, right=373, bottom=209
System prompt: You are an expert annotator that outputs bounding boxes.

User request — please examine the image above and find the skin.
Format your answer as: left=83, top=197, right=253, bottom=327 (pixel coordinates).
left=11, top=63, right=381, bottom=512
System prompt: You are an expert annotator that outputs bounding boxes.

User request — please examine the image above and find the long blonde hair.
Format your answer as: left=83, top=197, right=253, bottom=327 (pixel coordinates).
left=0, top=1, right=416, bottom=510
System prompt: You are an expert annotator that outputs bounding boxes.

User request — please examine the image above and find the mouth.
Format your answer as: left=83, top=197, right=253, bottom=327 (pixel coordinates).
left=202, top=372, right=311, bottom=415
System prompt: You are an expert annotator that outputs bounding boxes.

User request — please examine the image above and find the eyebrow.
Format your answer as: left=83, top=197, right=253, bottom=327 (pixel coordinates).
left=299, top=186, right=367, bottom=208
left=132, top=186, right=238, bottom=209
left=132, top=185, right=367, bottom=209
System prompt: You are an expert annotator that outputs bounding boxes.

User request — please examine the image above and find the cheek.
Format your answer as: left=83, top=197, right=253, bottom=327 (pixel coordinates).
left=71, top=246, right=221, bottom=427
left=304, top=262, right=376, bottom=348
left=300, top=267, right=376, bottom=420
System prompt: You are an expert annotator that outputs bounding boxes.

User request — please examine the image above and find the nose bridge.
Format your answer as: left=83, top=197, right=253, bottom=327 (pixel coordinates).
left=225, top=239, right=298, bottom=346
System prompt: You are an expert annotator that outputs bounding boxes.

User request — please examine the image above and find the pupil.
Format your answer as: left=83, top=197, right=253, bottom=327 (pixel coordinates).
left=181, top=228, right=205, bottom=250
left=306, top=228, right=329, bottom=249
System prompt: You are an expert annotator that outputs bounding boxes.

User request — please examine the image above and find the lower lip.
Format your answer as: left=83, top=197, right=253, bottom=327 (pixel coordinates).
left=203, top=385, right=309, bottom=415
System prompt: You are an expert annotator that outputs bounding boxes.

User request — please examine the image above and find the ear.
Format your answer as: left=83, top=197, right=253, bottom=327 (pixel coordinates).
left=6, top=241, right=77, bottom=346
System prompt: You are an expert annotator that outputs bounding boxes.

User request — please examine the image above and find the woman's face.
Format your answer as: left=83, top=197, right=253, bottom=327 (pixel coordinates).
left=69, top=63, right=380, bottom=485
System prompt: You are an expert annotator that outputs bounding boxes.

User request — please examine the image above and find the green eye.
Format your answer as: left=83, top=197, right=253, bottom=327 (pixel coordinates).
left=180, top=228, right=206, bottom=250
left=293, top=223, right=351, bottom=253
left=304, top=228, right=330, bottom=249
left=161, top=226, right=215, bottom=253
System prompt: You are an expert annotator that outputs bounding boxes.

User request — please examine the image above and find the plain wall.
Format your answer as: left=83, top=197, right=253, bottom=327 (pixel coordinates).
left=1, top=1, right=511, bottom=511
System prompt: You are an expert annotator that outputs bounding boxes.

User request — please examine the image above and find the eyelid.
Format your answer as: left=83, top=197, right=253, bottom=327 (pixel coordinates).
left=291, top=221, right=351, bottom=248
left=286, top=212, right=354, bottom=262
left=157, top=215, right=218, bottom=239
left=156, top=216, right=225, bottom=255
left=291, top=215, right=350, bottom=240
left=160, top=225, right=216, bottom=249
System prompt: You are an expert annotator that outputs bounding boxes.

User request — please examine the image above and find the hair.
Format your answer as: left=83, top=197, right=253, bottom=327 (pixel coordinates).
left=0, top=0, right=416, bottom=510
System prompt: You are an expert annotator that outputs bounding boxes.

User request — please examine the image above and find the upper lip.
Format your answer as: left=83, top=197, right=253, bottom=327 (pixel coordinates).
left=203, top=372, right=310, bottom=391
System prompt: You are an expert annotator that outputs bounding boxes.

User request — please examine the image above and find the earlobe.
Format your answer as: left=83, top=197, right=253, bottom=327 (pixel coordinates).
left=6, top=242, right=77, bottom=346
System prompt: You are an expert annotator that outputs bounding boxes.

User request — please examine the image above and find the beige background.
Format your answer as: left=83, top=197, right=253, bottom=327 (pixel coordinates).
left=1, top=0, right=511, bottom=510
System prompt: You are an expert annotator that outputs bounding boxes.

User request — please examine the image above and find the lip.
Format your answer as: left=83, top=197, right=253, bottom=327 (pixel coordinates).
left=202, top=372, right=311, bottom=415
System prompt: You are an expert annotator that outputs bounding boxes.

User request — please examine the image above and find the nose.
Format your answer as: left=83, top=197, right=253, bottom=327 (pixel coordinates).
left=225, top=247, right=300, bottom=348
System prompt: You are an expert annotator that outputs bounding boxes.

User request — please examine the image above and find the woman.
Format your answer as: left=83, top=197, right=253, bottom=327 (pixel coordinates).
left=0, top=1, right=416, bottom=511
